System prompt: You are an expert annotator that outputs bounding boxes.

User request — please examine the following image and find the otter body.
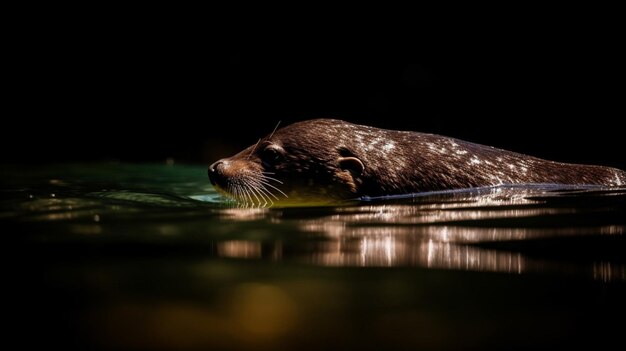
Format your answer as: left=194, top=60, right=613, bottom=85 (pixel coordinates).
left=208, top=119, right=625, bottom=205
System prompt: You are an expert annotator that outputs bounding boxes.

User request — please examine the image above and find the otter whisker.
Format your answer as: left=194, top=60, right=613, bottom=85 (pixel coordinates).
left=268, top=120, right=281, bottom=140
left=252, top=189, right=268, bottom=207
left=247, top=138, right=262, bottom=160
left=241, top=180, right=258, bottom=203
left=234, top=182, right=251, bottom=207
left=248, top=180, right=278, bottom=203
left=243, top=180, right=264, bottom=207
left=240, top=171, right=285, bottom=203
left=257, top=179, right=288, bottom=198
left=221, top=172, right=287, bottom=206
left=254, top=183, right=272, bottom=207
left=247, top=178, right=280, bottom=199
left=245, top=186, right=260, bottom=207
left=256, top=183, right=280, bottom=201
left=259, top=189, right=274, bottom=206
left=258, top=187, right=273, bottom=206
left=231, top=183, right=245, bottom=205
left=247, top=181, right=270, bottom=207
left=241, top=172, right=267, bottom=207
left=229, top=184, right=240, bottom=205
left=228, top=184, right=240, bottom=204
left=259, top=175, right=284, bottom=184
left=241, top=186, right=255, bottom=206
left=257, top=177, right=285, bottom=190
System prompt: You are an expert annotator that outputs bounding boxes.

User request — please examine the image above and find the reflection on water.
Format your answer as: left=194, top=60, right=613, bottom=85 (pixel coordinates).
left=207, top=185, right=626, bottom=280
left=218, top=240, right=263, bottom=259
left=214, top=221, right=625, bottom=281
left=4, top=164, right=626, bottom=350
left=2, top=164, right=625, bottom=281
left=593, top=261, right=626, bottom=282
left=302, top=239, right=526, bottom=273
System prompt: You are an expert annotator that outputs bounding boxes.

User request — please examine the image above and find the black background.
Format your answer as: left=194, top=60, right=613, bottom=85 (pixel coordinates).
left=4, top=15, right=624, bottom=170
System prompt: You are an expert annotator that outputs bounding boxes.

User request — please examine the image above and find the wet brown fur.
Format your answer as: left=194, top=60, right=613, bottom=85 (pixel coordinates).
left=209, top=119, right=626, bottom=203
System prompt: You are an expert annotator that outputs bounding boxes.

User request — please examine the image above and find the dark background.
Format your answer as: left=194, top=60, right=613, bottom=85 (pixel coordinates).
left=5, top=17, right=624, bottom=170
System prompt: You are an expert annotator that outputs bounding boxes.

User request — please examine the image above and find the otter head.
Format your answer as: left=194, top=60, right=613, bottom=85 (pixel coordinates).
left=208, top=119, right=366, bottom=206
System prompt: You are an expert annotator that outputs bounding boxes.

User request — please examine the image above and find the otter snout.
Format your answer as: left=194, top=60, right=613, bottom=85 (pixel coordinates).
left=208, top=160, right=224, bottom=174
left=208, top=158, right=257, bottom=189
left=208, top=159, right=228, bottom=186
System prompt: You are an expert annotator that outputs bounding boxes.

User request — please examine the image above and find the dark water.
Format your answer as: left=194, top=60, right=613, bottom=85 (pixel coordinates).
left=2, top=163, right=626, bottom=350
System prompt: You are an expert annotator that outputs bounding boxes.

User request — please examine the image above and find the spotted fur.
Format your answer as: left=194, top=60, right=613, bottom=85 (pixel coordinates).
left=209, top=119, right=626, bottom=204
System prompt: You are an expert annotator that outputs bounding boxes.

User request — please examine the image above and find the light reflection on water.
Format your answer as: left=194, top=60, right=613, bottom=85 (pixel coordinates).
left=209, top=185, right=626, bottom=281
left=4, top=165, right=626, bottom=350
left=2, top=164, right=625, bottom=281
left=214, top=225, right=626, bottom=281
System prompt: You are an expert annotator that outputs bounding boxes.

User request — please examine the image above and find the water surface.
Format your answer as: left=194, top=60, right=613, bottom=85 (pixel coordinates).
left=2, top=163, right=625, bottom=350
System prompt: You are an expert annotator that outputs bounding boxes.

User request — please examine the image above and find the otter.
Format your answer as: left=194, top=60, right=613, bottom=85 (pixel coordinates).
left=208, top=119, right=625, bottom=206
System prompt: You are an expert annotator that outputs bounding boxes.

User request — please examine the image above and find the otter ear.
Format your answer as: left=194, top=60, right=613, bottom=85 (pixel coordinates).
left=338, top=156, right=364, bottom=177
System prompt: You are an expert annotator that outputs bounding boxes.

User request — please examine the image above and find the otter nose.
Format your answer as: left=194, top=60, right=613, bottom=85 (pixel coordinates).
left=208, top=160, right=228, bottom=186
left=209, top=160, right=223, bottom=174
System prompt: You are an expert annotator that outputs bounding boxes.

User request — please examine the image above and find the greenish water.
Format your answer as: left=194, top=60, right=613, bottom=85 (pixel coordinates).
left=2, top=163, right=625, bottom=350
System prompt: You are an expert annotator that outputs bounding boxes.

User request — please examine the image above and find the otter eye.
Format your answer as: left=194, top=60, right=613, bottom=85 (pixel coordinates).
left=261, top=145, right=282, bottom=166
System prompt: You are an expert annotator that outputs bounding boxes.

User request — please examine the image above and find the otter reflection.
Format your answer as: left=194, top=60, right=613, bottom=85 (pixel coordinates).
left=211, top=185, right=626, bottom=281
left=215, top=187, right=626, bottom=281
left=215, top=226, right=625, bottom=281
left=299, top=236, right=525, bottom=272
